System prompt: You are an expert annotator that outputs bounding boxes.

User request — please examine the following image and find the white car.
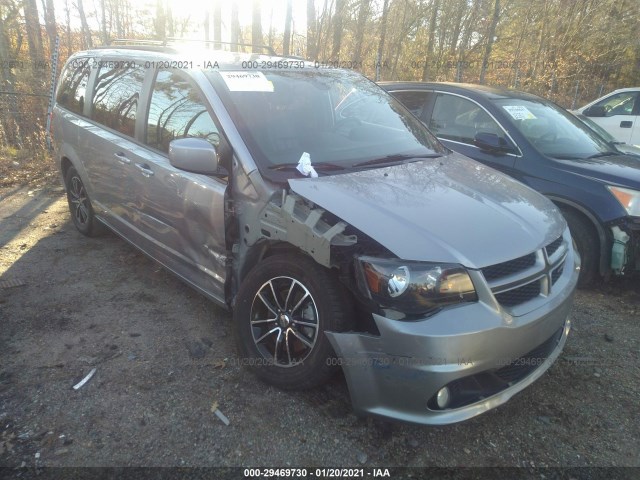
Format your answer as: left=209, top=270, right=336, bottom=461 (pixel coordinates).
left=573, top=87, right=640, bottom=147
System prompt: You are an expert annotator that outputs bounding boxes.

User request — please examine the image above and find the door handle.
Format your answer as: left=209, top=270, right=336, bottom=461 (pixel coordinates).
left=620, top=121, right=633, bottom=128
left=114, top=152, right=130, bottom=164
left=135, top=163, right=154, bottom=177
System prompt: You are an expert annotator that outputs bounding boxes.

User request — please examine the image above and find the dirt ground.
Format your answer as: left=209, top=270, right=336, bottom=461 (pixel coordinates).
left=1, top=172, right=639, bottom=475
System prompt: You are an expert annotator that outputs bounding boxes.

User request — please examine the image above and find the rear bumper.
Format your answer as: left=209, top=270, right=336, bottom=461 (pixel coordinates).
left=327, top=243, right=579, bottom=425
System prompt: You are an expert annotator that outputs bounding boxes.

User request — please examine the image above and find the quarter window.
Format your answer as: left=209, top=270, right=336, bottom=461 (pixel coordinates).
left=146, top=70, right=220, bottom=153
left=92, top=63, right=146, bottom=136
left=56, top=59, right=91, bottom=116
left=430, top=94, right=504, bottom=145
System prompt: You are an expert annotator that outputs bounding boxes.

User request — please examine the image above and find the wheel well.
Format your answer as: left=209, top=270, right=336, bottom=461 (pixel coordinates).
left=553, top=201, right=608, bottom=274
left=238, top=241, right=313, bottom=284
left=60, top=157, right=72, bottom=180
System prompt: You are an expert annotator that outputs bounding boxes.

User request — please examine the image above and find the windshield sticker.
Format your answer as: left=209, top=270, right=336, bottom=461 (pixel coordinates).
left=220, top=71, right=274, bottom=92
left=502, top=105, right=536, bottom=120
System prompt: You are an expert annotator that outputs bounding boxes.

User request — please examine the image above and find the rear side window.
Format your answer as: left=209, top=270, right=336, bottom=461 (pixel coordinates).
left=146, top=70, right=221, bottom=153
left=392, top=91, right=431, bottom=117
left=56, top=58, right=91, bottom=115
left=92, top=63, right=146, bottom=136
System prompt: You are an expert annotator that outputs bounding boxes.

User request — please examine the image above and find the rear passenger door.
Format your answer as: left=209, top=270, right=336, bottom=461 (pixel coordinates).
left=81, top=60, right=148, bottom=231
left=126, top=69, right=228, bottom=302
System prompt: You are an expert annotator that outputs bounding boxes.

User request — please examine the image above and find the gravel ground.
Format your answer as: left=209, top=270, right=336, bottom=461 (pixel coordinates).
left=0, top=183, right=639, bottom=476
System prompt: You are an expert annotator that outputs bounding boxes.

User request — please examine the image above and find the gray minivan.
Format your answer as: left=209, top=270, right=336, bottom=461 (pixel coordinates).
left=52, top=42, right=579, bottom=425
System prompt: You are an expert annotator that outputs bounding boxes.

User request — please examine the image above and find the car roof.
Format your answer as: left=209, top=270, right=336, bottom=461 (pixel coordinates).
left=379, top=81, right=547, bottom=103
left=68, top=45, right=317, bottom=71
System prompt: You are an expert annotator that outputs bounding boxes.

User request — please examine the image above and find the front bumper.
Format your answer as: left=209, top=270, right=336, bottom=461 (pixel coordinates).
left=608, top=217, right=640, bottom=274
left=327, top=238, right=579, bottom=425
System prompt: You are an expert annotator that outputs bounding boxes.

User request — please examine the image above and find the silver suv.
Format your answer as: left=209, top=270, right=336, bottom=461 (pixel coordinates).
left=52, top=42, right=579, bottom=425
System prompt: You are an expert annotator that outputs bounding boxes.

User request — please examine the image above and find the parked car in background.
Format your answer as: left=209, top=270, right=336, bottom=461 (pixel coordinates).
left=572, top=88, right=640, bottom=147
left=573, top=113, right=640, bottom=158
left=382, top=82, right=640, bottom=286
left=52, top=43, right=579, bottom=425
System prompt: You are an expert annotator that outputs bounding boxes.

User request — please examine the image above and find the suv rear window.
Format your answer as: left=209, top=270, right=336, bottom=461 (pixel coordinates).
left=92, top=63, right=146, bottom=137
left=56, top=58, right=91, bottom=116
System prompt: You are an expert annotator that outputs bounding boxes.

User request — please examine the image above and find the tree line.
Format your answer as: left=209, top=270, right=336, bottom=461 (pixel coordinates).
left=1, top=0, right=639, bottom=150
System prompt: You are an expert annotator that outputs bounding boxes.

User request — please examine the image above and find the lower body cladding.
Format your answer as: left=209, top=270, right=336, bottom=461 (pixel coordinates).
left=327, top=248, right=579, bottom=425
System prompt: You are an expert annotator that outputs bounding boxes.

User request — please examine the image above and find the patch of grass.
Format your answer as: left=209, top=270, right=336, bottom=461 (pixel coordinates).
left=0, top=147, right=58, bottom=188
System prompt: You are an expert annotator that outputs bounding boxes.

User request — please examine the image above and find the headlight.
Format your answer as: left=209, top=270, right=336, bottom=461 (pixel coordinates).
left=355, top=256, right=477, bottom=316
left=607, top=186, right=640, bottom=216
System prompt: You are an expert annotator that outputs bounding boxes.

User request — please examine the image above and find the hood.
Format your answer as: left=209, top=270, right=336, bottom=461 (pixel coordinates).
left=550, top=154, right=640, bottom=188
left=288, top=153, right=565, bottom=269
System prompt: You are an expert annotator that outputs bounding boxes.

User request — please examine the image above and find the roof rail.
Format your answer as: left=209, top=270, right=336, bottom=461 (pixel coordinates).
left=106, top=38, right=276, bottom=56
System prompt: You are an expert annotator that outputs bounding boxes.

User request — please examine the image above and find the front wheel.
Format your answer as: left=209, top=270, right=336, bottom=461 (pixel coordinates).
left=233, top=254, right=353, bottom=390
left=561, top=208, right=598, bottom=287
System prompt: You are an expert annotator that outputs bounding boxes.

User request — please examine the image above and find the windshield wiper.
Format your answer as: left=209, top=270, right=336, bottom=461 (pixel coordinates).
left=353, top=153, right=442, bottom=168
left=268, top=162, right=346, bottom=171
left=586, top=151, right=619, bottom=159
left=550, top=154, right=583, bottom=160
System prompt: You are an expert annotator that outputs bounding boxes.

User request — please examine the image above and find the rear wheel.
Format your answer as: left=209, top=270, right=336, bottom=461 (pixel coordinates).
left=560, top=208, right=598, bottom=287
left=233, top=254, right=353, bottom=390
left=64, top=166, right=104, bottom=236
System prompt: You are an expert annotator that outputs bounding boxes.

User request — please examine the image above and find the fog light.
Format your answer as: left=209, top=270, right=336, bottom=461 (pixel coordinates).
left=436, top=386, right=450, bottom=409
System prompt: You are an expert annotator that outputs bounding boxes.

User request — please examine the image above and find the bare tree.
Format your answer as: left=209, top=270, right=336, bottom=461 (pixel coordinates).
left=283, top=0, right=292, bottom=56
left=352, top=0, right=369, bottom=64
left=99, top=0, right=108, bottom=44
left=213, top=1, right=221, bottom=49
left=479, top=0, right=500, bottom=84
left=204, top=8, right=209, bottom=42
left=77, top=0, right=92, bottom=48
left=421, top=0, right=439, bottom=81
left=41, top=0, right=56, bottom=52
left=154, top=0, right=165, bottom=40
left=252, top=0, right=262, bottom=47
left=230, top=2, right=239, bottom=51
left=23, top=0, right=43, bottom=60
left=331, top=0, right=345, bottom=61
left=64, top=0, right=71, bottom=55
left=166, top=1, right=174, bottom=37
left=376, top=0, right=390, bottom=80
left=306, top=0, right=316, bottom=59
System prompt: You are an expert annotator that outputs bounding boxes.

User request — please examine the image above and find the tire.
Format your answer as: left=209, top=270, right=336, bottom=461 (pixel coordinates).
left=561, top=208, right=598, bottom=287
left=64, top=166, right=105, bottom=237
left=233, top=254, right=354, bottom=390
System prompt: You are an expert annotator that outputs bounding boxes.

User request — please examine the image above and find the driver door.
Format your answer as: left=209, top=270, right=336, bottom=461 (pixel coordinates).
left=130, top=69, right=228, bottom=302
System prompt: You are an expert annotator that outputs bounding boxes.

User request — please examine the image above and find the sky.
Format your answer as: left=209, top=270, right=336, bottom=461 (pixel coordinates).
left=51, top=0, right=308, bottom=43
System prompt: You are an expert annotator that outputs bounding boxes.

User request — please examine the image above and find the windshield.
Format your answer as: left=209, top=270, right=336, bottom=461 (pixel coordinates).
left=575, top=114, right=617, bottom=143
left=492, top=98, right=617, bottom=159
left=209, top=69, right=446, bottom=179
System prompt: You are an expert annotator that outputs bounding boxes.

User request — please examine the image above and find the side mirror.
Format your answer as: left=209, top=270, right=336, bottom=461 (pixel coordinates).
left=474, top=132, right=512, bottom=153
left=168, top=138, right=219, bottom=174
left=584, top=105, right=607, bottom=117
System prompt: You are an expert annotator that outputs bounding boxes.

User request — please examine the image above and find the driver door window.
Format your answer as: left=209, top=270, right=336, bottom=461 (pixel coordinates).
left=146, top=70, right=221, bottom=153
left=430, top=93, right=505, bottom=145
left=594, top=92, right=638, bottom=117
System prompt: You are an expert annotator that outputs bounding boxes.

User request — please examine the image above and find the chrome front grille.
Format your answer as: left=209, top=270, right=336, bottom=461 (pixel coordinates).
left=482, top=235, right=568, bottom=311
